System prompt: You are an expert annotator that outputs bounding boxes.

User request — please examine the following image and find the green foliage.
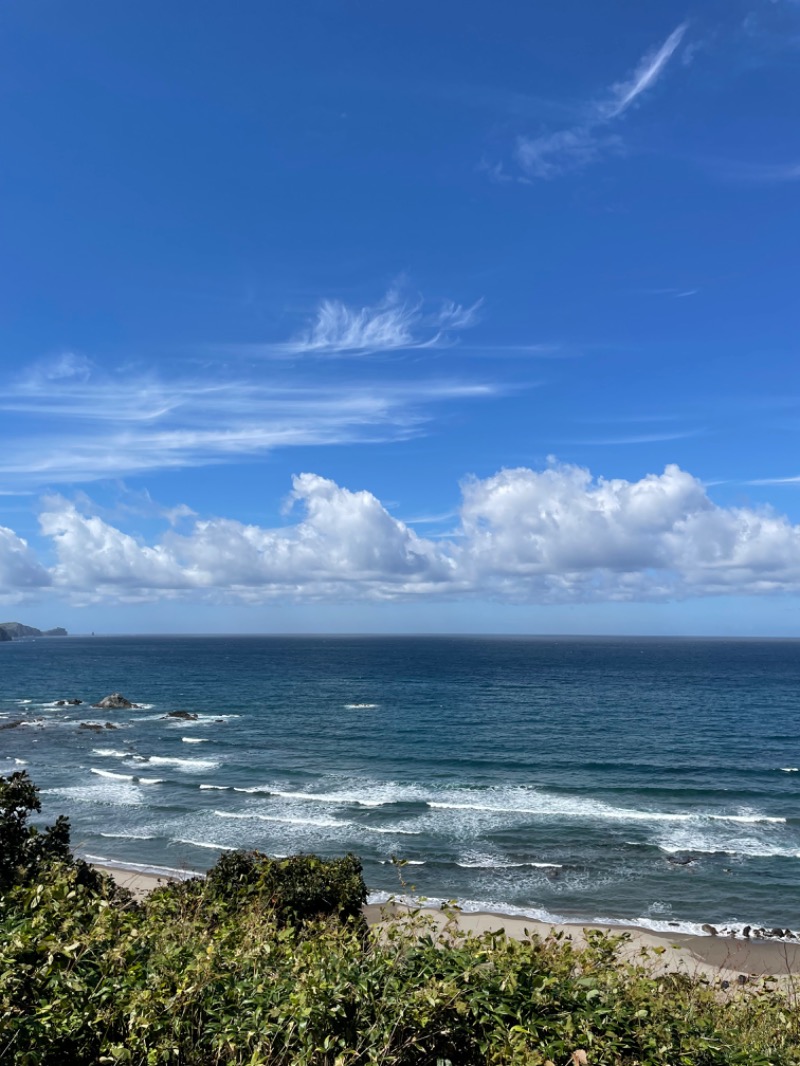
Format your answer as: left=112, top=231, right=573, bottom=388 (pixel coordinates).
left=1, top=775, right=799, bottom=1064
left=0, top=771, right=109, bottom=897
left=149, top=850, right=368, bottom=934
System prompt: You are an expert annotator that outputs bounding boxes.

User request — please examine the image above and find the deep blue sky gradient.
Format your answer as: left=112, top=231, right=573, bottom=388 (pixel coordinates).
left=1, top=1, right=799, bottom=633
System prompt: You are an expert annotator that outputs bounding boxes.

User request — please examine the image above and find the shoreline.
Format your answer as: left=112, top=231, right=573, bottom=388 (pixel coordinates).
left=96, top=863, right=800, bottom=979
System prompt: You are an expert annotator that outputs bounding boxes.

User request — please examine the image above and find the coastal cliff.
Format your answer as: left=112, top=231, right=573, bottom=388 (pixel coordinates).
left=0, top=621, right=68, bottom=640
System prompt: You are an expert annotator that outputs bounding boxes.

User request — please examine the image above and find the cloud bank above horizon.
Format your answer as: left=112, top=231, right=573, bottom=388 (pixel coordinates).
left=3, top=461, right=799, bottom=608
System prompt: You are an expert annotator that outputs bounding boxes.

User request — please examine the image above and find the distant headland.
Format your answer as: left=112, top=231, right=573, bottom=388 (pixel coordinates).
left=0, top=621, right=68, bottom=641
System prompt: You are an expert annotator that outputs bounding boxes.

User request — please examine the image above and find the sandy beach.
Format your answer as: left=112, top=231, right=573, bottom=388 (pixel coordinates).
left=97, top=865, right=800, bottom=982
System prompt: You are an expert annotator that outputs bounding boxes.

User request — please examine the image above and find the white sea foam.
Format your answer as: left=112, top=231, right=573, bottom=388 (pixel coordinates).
left=707, top=813, right=785, bottom=825
left=781, top=768, right=799, bottom=773
left=91, top=769, right=135, bottom=781
left=360, top=825, right=424, bottom=836
left=100, top=831, right=157, bottom=840
left=182, top=737, right=208, bottom=743
left=426, top=789, right=786, bottom=826
left=658, top=838, right=800, bottom=860
left=82, top=854, right=197, bottom=880
left=344, top=703, right=379, bottom=710
left=91, top=748, right=128, bottom=758
left=174, top=838, right=236, bottom=851
left=200, top=783, right=231, bottom=791
left=272, top=782, right=426, bottom=807
left=213, top=809, right=348, bottom=829
left=46, top=783, right=143, bottom=807
left=379, top=859, right=426, bottom=865
left=364, top=891, right=762, bottom=940
left=91, top=768, right=163, bottom=785
left=366, top=890, right=571, bottom=927
left=456, top=859, right=563, bottom=870
left=142, top=756, right=220, bottom=772
left=272, top=788, right=386, bottom=807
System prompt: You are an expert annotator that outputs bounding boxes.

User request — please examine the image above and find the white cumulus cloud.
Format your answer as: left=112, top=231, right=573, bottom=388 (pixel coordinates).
left=8, top=461, right=799, bottom=606
left=0, top=526, right=51, bottom=601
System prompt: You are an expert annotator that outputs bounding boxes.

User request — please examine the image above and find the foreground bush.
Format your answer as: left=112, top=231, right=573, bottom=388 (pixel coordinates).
left=1, top=774, right=799, bottom=1064
left=0, top=771, right=118, bottom=899
left=158, top=848, right=368, bottom=932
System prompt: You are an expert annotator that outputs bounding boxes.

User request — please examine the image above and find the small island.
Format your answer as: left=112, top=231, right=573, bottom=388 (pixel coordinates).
left=0, top=621, right=68, bottom=641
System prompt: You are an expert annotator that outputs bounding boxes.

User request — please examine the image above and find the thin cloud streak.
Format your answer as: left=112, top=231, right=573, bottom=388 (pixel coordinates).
left=513, top=23, right=687, bottom=180
left=745, top=476, right=800, bottom=486
left=559, top=429, right=705, bottom=446
left=0, top=366, right=498, bottom=486
left=600, top=23, right=688, bottom=118
left=457, top=344, right=574, bottom=359
left=713, top=159, right=800, bottom=184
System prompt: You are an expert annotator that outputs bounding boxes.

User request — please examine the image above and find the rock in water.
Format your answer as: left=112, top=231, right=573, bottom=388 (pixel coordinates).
left=92, top=692, right=138, bottom=709
left=164, top=710, right=198, bottom=720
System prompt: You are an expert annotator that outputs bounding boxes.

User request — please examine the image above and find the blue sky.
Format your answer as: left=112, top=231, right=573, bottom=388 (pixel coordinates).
left=1, top=0, right=800, bottom=635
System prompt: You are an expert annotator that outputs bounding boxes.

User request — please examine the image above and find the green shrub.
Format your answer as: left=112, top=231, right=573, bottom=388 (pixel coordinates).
left=0, top=771, right=111, bottom=898
left=153, top=849, right=368, bottom=932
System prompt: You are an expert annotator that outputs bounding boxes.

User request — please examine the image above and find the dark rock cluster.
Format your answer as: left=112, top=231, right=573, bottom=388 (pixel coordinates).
left=702, top=922, right=798, bottom=941
left=92, top=693, right=139, bottom=709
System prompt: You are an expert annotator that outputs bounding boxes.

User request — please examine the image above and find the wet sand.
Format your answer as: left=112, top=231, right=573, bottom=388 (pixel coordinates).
left=97, top=866, right=800, bottom=980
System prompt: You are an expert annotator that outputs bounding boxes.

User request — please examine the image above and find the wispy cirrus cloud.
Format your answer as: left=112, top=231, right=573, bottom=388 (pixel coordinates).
left=599, top=23, right=688, bottom=119
left=513, top=23, right=687, bottom=180
left=0, top=362, right=497, bottom=487
left=558, top=428, right=705, bottom=447
left=712, top=159, right=800, bottom=184
left=515, top=128, right=622, bottom=181
left=744, top=475, right=800, bottom=486
left=270, top=288, right=482, bottom=357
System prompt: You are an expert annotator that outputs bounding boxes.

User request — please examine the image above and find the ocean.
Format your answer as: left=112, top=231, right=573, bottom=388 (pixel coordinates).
left=2, top=635, right=799, bottom=936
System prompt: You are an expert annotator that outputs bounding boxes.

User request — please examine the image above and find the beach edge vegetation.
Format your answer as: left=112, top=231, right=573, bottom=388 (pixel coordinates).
left=1, top=772, right=798, bottom=1065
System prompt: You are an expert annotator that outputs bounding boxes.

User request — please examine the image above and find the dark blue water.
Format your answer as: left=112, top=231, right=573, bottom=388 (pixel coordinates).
left=2, top=635, right=800, bottom=934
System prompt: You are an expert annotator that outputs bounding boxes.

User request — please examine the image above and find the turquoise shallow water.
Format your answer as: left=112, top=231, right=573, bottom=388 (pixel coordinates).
left=2, top=635, right=799, bottom=934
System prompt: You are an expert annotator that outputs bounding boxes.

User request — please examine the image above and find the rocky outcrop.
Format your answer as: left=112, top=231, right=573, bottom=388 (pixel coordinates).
left=0, top=627, right=11, bottom=642
left=0, top=622, right=68, bottom=639
left=164, top=710, right=198, bottom=720
left=92, top=693, right=139, bottom=709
